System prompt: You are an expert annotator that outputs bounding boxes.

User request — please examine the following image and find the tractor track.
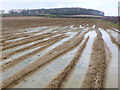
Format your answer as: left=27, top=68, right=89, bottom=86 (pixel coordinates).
left=1, top=18, right=118, bottom=89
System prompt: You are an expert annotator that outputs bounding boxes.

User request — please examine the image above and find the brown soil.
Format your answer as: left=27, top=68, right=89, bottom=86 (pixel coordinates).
left=81, top=29, right=110, bottom=88
left=106, top=31, right=120, bottom=50
left=2, top=34, right=66, bottom=60
left=2, top=17, right=114, bottom=33
left=2, top=30, right=43, bottom=42
left=2, top=31, right=65, bottom=51
left=46, top=36, right=89, bottom=88
left=2, top=29, right=87, bottom=88
left=2, top=35, right=67, bottom=70
left=1, top=17, right=118, bottom=89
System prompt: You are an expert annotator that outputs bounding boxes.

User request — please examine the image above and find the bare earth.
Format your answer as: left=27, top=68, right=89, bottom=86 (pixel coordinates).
left=0, top=17, right=119, bottom=89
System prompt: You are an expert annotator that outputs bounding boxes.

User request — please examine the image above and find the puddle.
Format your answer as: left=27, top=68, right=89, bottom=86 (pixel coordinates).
left=107, top=29, right=119, bottom=43
left=79, top=25, right=84, bottom=29
left=65, top=32, right=77, bottom=35
left=14, top=27, right=48, bottom=35
left=86, top=24, right=89, bottom=26
left=9, top=44, right=81, bottom=88
left=3, top=39, right=43, bottom=55
left=1, top=46, right=43, bottom=65
left=99, top=28, right=118, bottom=88
left=63, top=26, right=72, bottom=29
left=21, top=27, right=49, bottom=34
left=2, top=33, right=76, bottom=82
left=5, top=37, right=28, bottom=43
left=12, top=26, right=61, bottom=38
left=1, top=34, right=65, bottom=64
left=2, top=34, right=64, bottom=56
left=83, top=27, right=89, bottom=32
left=64, top=30, right=97, bottom=88
left=113, top=28, right=120, bottom=33
left=91, top=25, right=96, bottom=28
left=5, top=27, right=61, bottom=43
left=25, top=27, right=48, bottom=31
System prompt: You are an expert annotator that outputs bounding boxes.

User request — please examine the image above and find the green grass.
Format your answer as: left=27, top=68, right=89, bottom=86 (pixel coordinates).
left=105, top=20, right=119, bottom=26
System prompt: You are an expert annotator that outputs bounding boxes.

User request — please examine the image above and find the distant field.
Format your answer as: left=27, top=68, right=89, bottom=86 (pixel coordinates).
left=2, top=17, right=118, bottom=30
left=1, top=17, right=119, bottom=88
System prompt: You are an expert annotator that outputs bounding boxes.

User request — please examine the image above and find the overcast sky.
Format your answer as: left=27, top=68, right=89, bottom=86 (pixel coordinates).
left=0, top=0, right=119, bottom=16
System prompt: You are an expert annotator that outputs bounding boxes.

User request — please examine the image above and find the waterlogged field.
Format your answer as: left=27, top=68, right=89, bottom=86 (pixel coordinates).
left=0, top=17, right=119, bottom=88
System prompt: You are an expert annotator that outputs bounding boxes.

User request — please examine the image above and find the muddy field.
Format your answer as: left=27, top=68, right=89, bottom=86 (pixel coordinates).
left=0, top=17, right=119, bottom=88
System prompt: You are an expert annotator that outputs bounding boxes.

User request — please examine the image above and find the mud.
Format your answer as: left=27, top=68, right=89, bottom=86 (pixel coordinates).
left=46, top=36, right=89, bottom=88
left=2, top=31, right=65, bottom=51
left=1, top=17, right=118, bottom=88
left=99, top=29, right=118, bottom=88
left=2, top=29, right=87, bottom=88
left=7, top=42, right=82, bottom=88
left=65, top=30, right=97, bottom=88
left=2, top=34, right=66, bottom=60
left=81, top=29, right=109, bottom=88
left=106, top=30, right=120, bottom=50
left=2, top=35, right=67, bottom=70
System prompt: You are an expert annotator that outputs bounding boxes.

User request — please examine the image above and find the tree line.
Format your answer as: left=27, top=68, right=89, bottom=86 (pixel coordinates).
left=1, top=8, right=105, bottom=17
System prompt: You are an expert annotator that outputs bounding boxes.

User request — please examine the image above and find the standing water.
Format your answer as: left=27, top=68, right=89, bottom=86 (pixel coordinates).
left=64, top=30, right=97, bottom=88
left=8, top=41, right=83, bottom=88
left=99, top=28, right=118, bottom=88
left=2, top=32, right=77, bottom=82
